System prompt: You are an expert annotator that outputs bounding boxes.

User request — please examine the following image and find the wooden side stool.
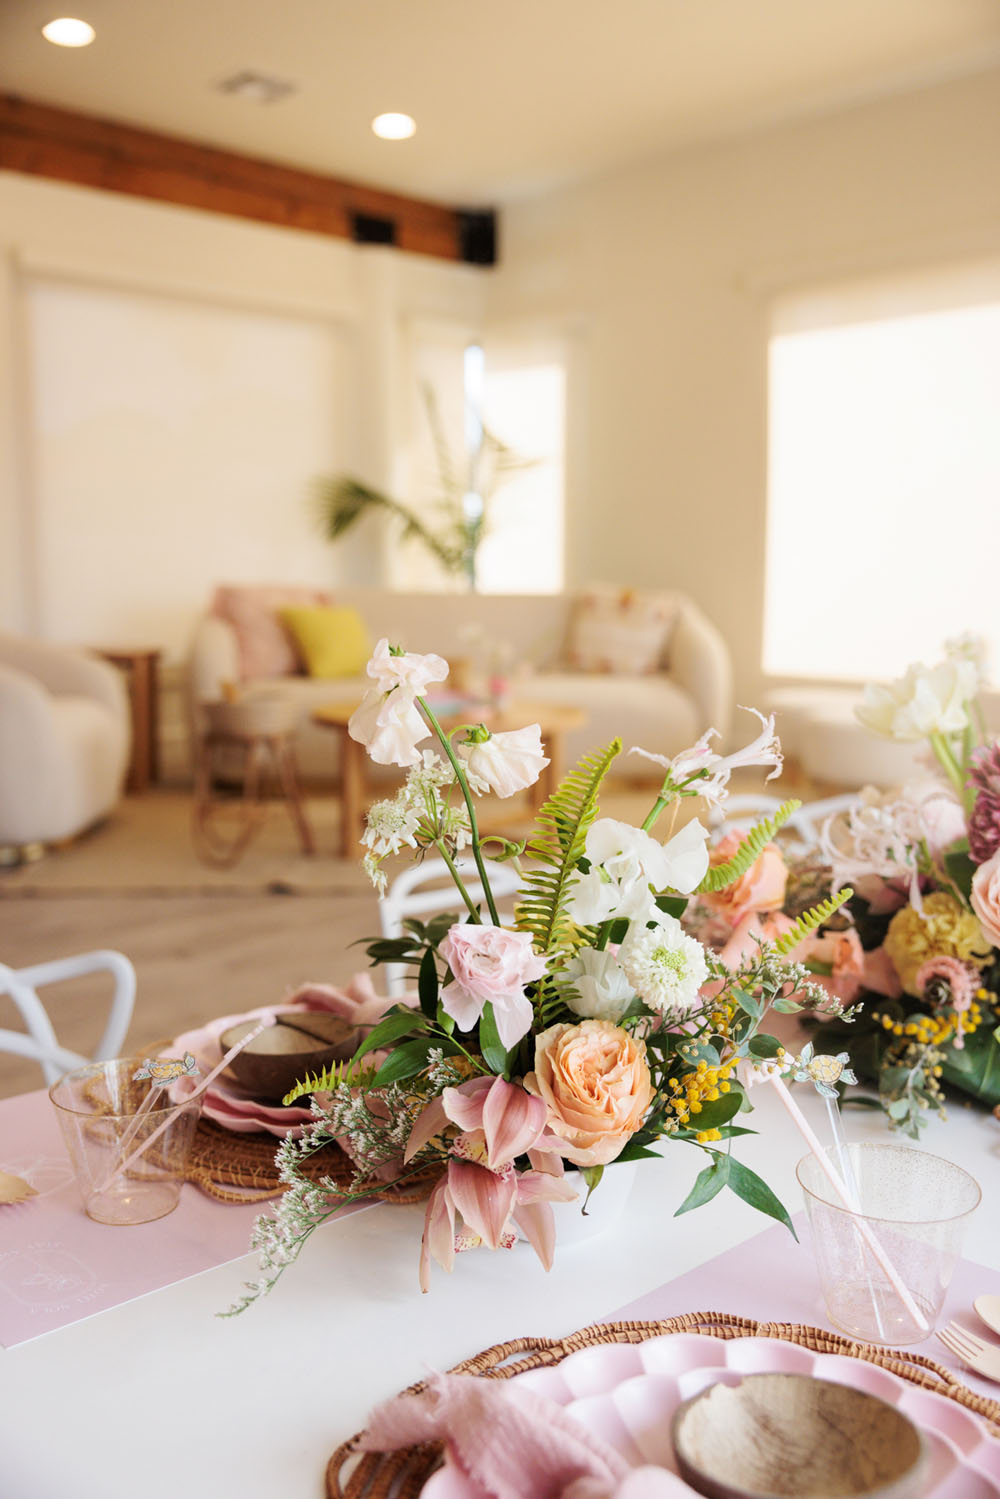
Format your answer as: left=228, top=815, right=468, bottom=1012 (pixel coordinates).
left=192, top=699, right=315, bottom=867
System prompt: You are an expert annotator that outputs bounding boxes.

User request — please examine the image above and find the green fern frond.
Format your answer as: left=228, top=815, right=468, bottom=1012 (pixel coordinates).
left=697, top=800, right=801, bottom=894
left=515, top=739, right=621, bottom=955
left=281, top=1058, right=379, bottom=1107
left=771, top=889, right=854, bottom=956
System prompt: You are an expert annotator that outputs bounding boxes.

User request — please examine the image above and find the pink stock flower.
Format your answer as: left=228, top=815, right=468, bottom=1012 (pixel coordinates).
left=700, top=832, right=788, bottom=927
left=406, top=1075, right=576, bottom=1291
left=348, top=638, right=449, bottom=767
left=438, top=925, right=548, bottom=1049
left=968, top=741, right=1000, bottom=863
left=458, top=724, right=550, bottom=798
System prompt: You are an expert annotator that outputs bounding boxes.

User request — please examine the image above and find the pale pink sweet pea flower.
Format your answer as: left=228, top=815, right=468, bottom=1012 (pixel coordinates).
left=628, top=708, right=783, bottom=811
left=458, top=724, right=549, bottom=798
left=406, top=1075, right=576, bottom=1291
left=438, top=925, right=548, bottom=1048
left=348, top=638, right=449, bottom=767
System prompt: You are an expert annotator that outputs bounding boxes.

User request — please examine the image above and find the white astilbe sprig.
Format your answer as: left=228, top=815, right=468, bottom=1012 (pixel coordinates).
left=362, top=751, right=469, bottom=893
left=628, top=707, right=783, bottom=811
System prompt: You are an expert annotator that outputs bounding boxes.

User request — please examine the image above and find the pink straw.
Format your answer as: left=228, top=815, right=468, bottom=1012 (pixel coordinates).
left=96, top=1015, right=277, bottom=1193
left=769, top=1074, right=929, bottom=1333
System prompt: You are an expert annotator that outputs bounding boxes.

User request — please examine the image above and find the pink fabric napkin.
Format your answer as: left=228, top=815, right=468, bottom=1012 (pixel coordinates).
left=362, top=1371, right=693, bottom=1498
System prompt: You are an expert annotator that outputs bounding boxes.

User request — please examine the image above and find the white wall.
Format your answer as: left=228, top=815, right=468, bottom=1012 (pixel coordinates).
left=485, top=65, right=1000, bottom=708
left=0, top=172, right=486, bottom=659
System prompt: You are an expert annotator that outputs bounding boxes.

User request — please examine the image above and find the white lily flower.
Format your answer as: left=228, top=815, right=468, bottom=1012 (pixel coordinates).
left=564, top=946, right=635, bottom=1022
left=458, top=724, right=549, bottom=798
left=629, top=708, right=783, bottom=810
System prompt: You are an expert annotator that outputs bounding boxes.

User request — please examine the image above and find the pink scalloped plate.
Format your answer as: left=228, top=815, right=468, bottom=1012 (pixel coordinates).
left=422, top=1334, right=1000, bottom=1497
left=165, top=1005, right=317, bottom=1136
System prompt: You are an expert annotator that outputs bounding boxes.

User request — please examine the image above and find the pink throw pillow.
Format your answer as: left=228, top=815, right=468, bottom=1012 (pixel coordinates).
left=212, top=584, right=332, bottom=679
left=567, top=585, right=678, bottom=674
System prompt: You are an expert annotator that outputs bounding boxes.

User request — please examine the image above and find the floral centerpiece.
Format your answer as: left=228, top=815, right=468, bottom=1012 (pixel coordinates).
left=693, top=640, right=1000, bottom=1140
left=226, top=641, right=853, bottom=1311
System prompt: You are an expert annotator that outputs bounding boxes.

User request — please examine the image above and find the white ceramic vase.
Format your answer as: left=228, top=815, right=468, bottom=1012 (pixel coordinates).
left=544, top=1159, right=639, bottom=1248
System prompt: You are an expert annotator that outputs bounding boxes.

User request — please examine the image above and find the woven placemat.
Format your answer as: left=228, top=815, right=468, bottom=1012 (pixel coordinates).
left=183, top=1117, right=437, bottom=1206
left=326, top=1310, right=1000, bottom=1498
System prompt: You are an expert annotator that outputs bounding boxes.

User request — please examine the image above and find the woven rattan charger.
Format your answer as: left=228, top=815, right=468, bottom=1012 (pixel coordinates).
left=327, top=1312, right=1000, bottom=1498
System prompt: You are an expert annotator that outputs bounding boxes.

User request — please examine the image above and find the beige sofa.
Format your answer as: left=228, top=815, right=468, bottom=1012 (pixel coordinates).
left=187, top=587, right=732, bottom=783
left=0, top=633, right=130, bottom=849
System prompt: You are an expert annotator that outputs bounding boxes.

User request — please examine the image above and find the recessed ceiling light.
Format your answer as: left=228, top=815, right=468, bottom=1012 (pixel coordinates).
left=372, top=113, right=416, bottom=141
left=41, top=17, right=96, bottom=47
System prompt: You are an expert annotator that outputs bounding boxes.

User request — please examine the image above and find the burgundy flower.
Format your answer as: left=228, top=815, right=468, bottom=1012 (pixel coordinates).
left=967, top=742, right=1000, bottom=863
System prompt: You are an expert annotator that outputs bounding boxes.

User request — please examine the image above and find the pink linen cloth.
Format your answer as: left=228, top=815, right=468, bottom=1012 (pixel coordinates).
left=362, top=1371, right=692, bottom=1498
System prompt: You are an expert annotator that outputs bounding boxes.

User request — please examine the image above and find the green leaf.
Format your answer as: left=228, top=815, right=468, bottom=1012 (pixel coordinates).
left=654, top=895, right=687, bottom=919
left=726, top=1158, right=797, bottom=1238
left=682, top=1090, right=743, bottom=1130
left=612, top=1141, right=663, bottom=1163
left=887, top=1098, right=912, bottom=1120
left=353, top=1009, right=428, bottom=1064
left=418, top=947, right=439, bottom=1020
left=478, top=1001, right=514, bottom=1076
left=733, top=987, right=764, bottom=1019
left=748, top=1033, right=784, bottom=1060
left=944, top=844, right=976, bottom=903
left=371, top=1037, right=435, bottom=1086
left=772, top=997, right=803, bottom=1014
left=674, top=1153, right=730, bottom=1216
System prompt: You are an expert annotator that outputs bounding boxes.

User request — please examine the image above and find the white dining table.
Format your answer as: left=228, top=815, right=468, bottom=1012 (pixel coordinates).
left=1, top=1082, right=998, bottom=1499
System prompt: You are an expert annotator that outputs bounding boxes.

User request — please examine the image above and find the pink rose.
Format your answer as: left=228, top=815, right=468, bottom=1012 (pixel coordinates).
left=701, top=832, right=788, bottom=927
left=796, top=927, right=866, bottom=1004
left=970, top=851, right=1000, bottom=948
left=524, top=1020, right=654, bottom=1168
left=439, top=925, right=548, bottom=1049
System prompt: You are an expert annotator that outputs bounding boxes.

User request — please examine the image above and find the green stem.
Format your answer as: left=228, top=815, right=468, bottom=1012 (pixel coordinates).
left=433, top=839, right=481, bottom=922
left=419, top=698, right=501, bottom=925
left=929, top=731, right=966, bottom=798
left=642, top=795, right=670, bottom=833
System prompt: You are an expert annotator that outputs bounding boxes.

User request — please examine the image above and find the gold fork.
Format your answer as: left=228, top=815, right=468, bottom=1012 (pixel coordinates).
left=937, top=1321, right=1000, bottom=1382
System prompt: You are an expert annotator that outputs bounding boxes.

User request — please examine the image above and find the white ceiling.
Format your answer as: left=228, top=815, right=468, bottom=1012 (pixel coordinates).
left=2, top=0, right=1000, bottom=207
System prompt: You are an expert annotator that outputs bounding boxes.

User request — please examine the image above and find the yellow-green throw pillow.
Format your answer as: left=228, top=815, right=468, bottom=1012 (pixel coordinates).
left=279, top=604, right=371, bottom=678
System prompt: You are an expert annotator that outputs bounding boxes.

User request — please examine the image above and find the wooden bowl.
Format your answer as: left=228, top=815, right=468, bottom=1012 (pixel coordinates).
left=220, top=1013, right=361, bottom=1102
left=671, top=1373, right=927, bottom=1499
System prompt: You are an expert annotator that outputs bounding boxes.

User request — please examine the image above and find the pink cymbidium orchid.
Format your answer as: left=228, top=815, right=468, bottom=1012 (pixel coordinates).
left=406, top=1075, right=577, bottom=1291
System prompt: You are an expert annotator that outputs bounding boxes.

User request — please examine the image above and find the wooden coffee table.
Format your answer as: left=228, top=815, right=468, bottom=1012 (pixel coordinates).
left=312, top=699, right=587, bottom=857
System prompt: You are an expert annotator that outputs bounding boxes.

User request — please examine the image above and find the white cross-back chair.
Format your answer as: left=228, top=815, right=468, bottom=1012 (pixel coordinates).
left=709, top=793, right=858, bottom=853
left=0, top=949, right=137, bottom=1086
left=378, top=857, right=523, bottom=998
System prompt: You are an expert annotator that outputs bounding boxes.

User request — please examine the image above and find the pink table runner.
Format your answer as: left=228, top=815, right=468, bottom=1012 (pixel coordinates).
left=610, top=1216, right=1000, bottom=1400
left=0, top=1089, right=364, bottom=1347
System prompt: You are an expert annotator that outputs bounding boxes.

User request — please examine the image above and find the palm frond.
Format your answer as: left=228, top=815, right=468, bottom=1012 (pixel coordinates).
left=697, top=800, right=801, bottom=894
left=516, top=738, right=621, bottom=956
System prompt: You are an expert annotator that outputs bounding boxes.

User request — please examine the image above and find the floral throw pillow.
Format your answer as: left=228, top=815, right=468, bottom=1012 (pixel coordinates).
left=567, top=585, right=678, bottom=675
left=212, top=584, right=332, bottom=679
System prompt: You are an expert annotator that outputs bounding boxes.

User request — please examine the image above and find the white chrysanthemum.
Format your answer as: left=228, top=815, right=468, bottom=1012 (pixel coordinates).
left=620, top=915, right=708, bottom=1019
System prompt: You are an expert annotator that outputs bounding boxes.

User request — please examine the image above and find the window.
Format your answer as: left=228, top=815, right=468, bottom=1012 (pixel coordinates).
left=397, top=322, right=565, bottom=593
left=764, top=261, right=1000, bottom=681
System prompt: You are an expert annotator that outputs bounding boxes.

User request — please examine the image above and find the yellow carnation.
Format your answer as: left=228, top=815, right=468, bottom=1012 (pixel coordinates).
left=883, top=892, right=992, bottom=996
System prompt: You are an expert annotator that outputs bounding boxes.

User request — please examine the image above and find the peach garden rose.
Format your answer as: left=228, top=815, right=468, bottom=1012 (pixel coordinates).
left=524, top=1019, right=655, bottom=1168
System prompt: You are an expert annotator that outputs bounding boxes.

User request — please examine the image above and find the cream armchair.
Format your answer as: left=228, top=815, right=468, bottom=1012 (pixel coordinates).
left=0, top=633, right=130, bottom=850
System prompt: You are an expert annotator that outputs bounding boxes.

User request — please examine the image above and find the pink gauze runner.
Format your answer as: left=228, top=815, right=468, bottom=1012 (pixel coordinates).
left=0, top=1089, right=366, bottom=1347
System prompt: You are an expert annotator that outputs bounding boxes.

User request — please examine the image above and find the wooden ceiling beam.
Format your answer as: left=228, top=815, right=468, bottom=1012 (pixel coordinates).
left=0, top=93, right=489, bottom=264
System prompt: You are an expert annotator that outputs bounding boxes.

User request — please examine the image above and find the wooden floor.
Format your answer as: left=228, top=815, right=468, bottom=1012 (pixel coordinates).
left=0, top=889, right=381, bottom=1099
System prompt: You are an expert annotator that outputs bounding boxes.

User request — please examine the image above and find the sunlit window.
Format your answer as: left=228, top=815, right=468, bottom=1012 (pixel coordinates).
left=764, top=265, right=1000, bottom=681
